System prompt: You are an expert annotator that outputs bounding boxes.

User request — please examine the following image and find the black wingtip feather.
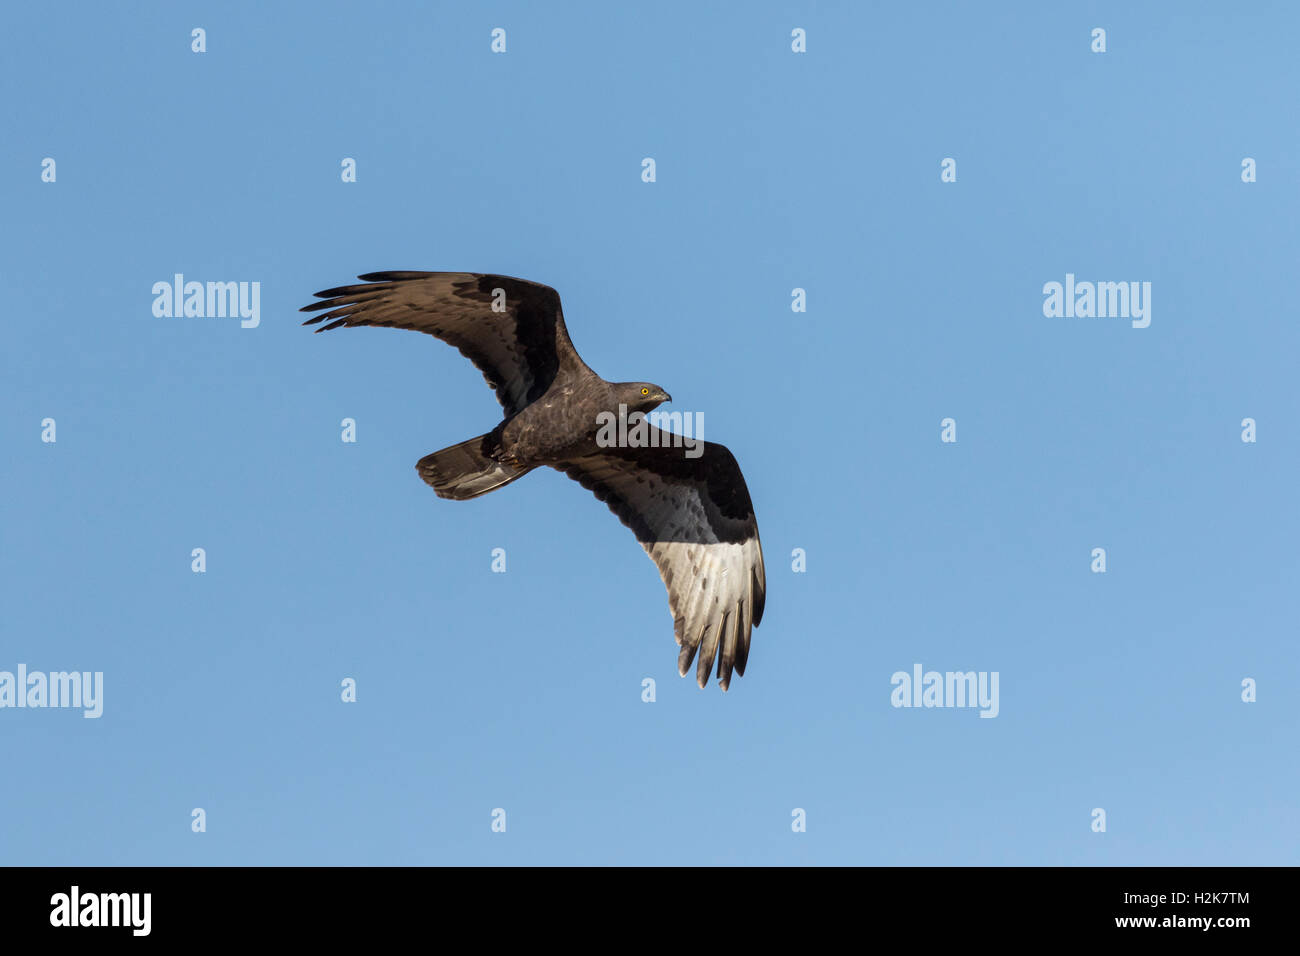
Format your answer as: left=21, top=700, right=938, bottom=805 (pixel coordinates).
left=751, top=568, right=766, bottom=626
left=357, top=270, right=437, bottom=282
left=678, top=642, right=698, bottom=678
left=300, top=299, right=345, bottom=313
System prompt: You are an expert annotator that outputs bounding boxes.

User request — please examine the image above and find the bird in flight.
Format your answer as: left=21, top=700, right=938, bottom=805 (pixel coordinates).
left=301, top=272, right=765, bottom=690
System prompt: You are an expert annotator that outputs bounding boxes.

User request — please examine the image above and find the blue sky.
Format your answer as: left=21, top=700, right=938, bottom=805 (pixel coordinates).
left=2, top=1, right=1297, bottom=865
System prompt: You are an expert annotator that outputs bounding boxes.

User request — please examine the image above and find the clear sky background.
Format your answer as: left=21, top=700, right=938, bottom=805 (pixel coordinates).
left=2, top=2, right=1297, bottom=865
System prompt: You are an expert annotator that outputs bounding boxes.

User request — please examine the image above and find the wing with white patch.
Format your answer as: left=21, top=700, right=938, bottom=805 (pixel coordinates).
left=558, top=432, right=765, bottom=690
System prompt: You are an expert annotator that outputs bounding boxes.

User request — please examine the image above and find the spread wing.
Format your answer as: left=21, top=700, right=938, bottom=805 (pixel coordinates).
left=558, top=431, right=766, bottom=691
left=300, top=272, right=588, bottom=415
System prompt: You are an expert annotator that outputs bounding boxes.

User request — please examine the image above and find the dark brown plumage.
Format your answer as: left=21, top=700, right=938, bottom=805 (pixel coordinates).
left=302, top=272, right=765, bottom=690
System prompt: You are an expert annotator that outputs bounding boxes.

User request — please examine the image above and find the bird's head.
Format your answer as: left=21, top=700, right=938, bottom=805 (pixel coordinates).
left=618, top=382, right=672, bottom=413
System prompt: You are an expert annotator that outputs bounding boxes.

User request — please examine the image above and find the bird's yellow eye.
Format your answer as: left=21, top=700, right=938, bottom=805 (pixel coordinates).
left=641, top=387, right=649, bottom=395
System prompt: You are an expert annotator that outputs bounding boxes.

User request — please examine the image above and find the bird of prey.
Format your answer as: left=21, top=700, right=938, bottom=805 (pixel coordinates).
left=301, top=272, right=766, bottom=690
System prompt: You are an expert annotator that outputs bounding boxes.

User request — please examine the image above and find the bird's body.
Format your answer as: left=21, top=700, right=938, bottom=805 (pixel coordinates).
left=497, top=376, right=616, bottom=463
left=302, top=272, right=765, bottom=690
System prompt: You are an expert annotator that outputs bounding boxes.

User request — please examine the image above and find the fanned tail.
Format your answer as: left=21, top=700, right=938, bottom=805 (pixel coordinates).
left=416, top=434, right=534, bottom=500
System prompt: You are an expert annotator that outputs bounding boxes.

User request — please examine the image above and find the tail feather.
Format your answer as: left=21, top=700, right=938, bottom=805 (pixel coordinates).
left=417, top=434, right=534, bottom=500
